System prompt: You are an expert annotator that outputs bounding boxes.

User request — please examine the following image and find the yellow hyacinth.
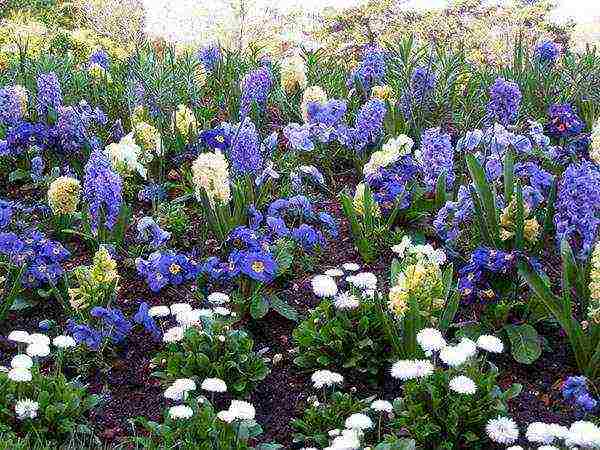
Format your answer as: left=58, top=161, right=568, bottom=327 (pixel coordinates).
left=192, top=150, right=231, bottom=206
left=280, top=55, right=308, bottom=94
left=90, top=246, right=119, bottom=285
left=588, top=243, right=600, bottom=324
left=134, top=121, right=161, bottom=159
left=371, top=84, right=395, bottom=103
left=47, top=176, right=81, bottom=216
left=352, top=183, right=380, bottom=217
left=175, top=104, right=197, bottom=138
left=591, top=119, right=600, bottom=166
left=363, top=135, right=413, bottom=176
left=88, top=62, right=112, bottom=83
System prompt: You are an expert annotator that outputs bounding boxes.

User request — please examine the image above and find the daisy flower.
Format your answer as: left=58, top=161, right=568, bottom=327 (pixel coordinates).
left=486, top=416, right=519, bottom=444
left=311, top=275, right=338, bottom=298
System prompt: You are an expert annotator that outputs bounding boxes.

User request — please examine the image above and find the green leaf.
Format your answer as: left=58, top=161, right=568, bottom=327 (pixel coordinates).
left=435, top=170, right=447, bottom=210
left=250, top=295, right=269, bottom=319
left=8, top=169, right=30, bottom=183
left=466, top=154, right=500, bottom=246
left=9, top=296, right=33, bottom=311
left=504, top=324, right=541, bottom=364
left=270, top=295, right=299, bottom=322
left=503, top=149, right=515, bottom=203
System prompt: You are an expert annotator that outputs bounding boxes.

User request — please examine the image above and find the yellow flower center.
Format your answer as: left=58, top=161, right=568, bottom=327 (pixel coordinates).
left=252, top=261, right=265, bottom=273
left=216, top=135, right=224, bottom=143
left=169, top=264, right=181, bottom=274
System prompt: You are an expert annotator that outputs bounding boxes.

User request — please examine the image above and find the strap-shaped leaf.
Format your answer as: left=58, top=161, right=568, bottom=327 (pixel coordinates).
left=466, top=154, right=500, bottom=246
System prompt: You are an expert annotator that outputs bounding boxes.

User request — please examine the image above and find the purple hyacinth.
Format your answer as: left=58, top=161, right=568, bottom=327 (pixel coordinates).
left=30, top=155, right=45, bottom=181
left=485, top=77, right=522, bottom=126
left=419, top=127, right=455, bottom=192
left=535, top=40, right=559, bottom=66
left=562, top=376, right=598, bottom=415
left=545, top=103, right=585, bottom=139
left=338, top=98, right=386, bottom=154
left=229, top=118, right=263, bottom=176
left=401, top=65, right=436, bottom=119
left=307, top=99, right=347, bottom=143
left=89, top=49, right=110, bottom=70
left=198, top=44, right=221, bottom=72
left=136, top=216, right=171, bottom=248
left=554, top=160, right=600, bottom=259
left=0, top=87, right=24, bottom=127
left=83, top=149, right=123, bottom=233
left=364, top=156, right=420, bottom=214
left=347, top=45, right=386, bottom=92
left=239, top=66, right=272, bottom=117
left=434, top=185, right=473, bottom=242
left=283, top=123, right=314, bottom=152
left=514, top=162, right=555, bottom=209
left=36, top=72, right=63, bottom=119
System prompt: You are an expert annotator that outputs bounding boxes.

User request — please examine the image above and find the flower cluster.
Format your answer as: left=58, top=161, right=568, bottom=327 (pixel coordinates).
left=0, top=85, right=27, bottom=127
left=280, top=54, right=307, bottom=94
left=485, top=77, right=521, bottom=126
left=301, top=86, right=328, bottom=123
left=416, top=127, right=455, bottom=192
left=197, top=44, right=221, bottom=72
left=457, top=247, right=517, bottom=303
left=401, top=65, right=436, bottom=119
left=82, top=148, right=124, bottom=233
left=434, top=186, right=473, bottom=242
left=1, top=121, right=56, bottom=157
left=0, top=230, right=70, bottom=288
left=191, top=150, right=231, bottom=205
left=545, top=103, right=585, bottom=139
left=228, top=118, right=264, bottom=176
left=175, top=104, right=197, bottom=138
left=588, top=242, right=600, bottom=323
left=591, top=118, right=600, bottom=165
left=137, top=216, right=171, bottom=248
left=338, top=98, right=386, bottom=154
left=239, top=65, right=272, bottom=117
left=36, top=72, right=63, bottom=119
left=68, top=306, right=133, bottom=350
left=47, top=176, right=81, bottom=215
left=534, top=40, right=559, bottom=65
left=68, top=246, right=119, bottom=310
left=553, top=160, right=600, bottom=259
left=363, top=134, right=413, bottom=176
left=105, top=132, right=147, bottom=178
left=136, top=250, right=201, bottom=292
left=346, top=45, right=386, bottom=92
left=562, top=376, right=598, bottom=415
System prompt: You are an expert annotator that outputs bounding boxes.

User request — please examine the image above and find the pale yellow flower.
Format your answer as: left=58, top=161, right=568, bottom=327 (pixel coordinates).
left=301, top=86, right=327, bottom=123
left=175, top=104, right=197, bottom=138
left=192, top=151, right=231, bottom=205
left=47, top=177, right=81, bottom=215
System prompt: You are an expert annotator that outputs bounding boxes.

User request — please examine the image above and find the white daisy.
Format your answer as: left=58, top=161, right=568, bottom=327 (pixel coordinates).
left=564, top=421, right=600, bottom=447
left=390, top=359, right=434, bottom=380
left=213, top=307, right=231, bottom=316
left=173, top=378, right=196, bottom=392
left=506, top=447, right=524, bottom=450
left=201, top=377, right=227, bottom=393
left=333, top=291, right=360, bottom=310
left=217, top=410, right=235, bottom=422
left=168, top=405, right=194, bottom=419
left=207, top=292, right=230, bottom=304
left=370, top=399, right=393, bottom=413
left=149, top=305, right=170, bottom=317
left=163, top=326, right=185, bottom=343
left=311, top=275, right=338, bottom=298
left=27, top=333, right=50, bottom=346
left=10, top=354, right=33, bottom=369
left=416, top=328, right=446, bottom=352
left=345, top=413, right=373, bottom=430
left=347, top=272, right=377, bottom=290
left=342, top=262, right=360, bottom=272
left=26, top=343, right=50, bottom=357
left=537, top=446, right=559, bottom=450
left=164, top=385, right=185, bottom=401
left=7, top=330, right=30, bottom=343
left=311, top=370, right=344, bottom=388
left=449, top=375, right=477, bottom=394
left=324, top=268, right=344, bottom=277
left=170, top=303, right=192, bottom=315
left=526, top=422, right=555, bottom=444
left=228, top=400, right=255, bottom=420
left=485, top=416, right=519, bottom=444
left=15, top=399, right=39, bottom=420
left=476, top=335, right=504, bottom=353
left=52, top=335, right=76, bottom=349
left=8, top=367, right=32, bottom=382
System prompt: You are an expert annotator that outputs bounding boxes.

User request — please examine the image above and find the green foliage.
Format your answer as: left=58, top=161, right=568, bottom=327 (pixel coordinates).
left=292, top=391, right=373, bottom=447
left=153, top=318, right=270, bottom=396
left=0, top=368, right=99, bottom=446
left=293, top=297, right=392, bottom=376
left=388, top=366, right=520, bottom=449
left=157, top=201, right=191, bottom=243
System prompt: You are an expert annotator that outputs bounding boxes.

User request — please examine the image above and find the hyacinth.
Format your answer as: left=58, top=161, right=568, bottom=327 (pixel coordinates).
left=590, top=119, right=600, bottom=165
left=83, top=149, right=124, bottom=233
left=339, top=98, right=386, bottom=154
left=401, top=65, right=436, bottom=118
left=363, top=135, right=413, bottom=176
left=90, top=246, right=119, bottom=285
left=546, top=103, right=585, bottom=139
left=89, top=49, right=110, bottom=70
left=175, top=104, right=197, bottom=138
left=388, top=262, right=443, bottom=317
left=47, top=176, right=81, bottom=215
left=434, top=185, right=473, bottom=242
left=554, top=161, right=600, bottom=259
left=587, top=242, right=600, bottom=324
left=371, top=84, right=395, bottom=103
left=347, top=45, right=386, bottom=92
left=133, top=121, right=161, bottom=158
left=535, top=40, right=559, bottom=65
left=191, top=150, right=231, bottom=205
left=307, top=99, right=347, bottom=143
left=105, top=132, right=147, bottom=179
left=458, top=247, right=517, bottom=303
left=239, top=65, right=272, bottom=117
left=228, top=118, right=263, bottom=176
left=88, top=63, right=112, bottom=83
left=56, top=101, right=106, bottom=154
left=0, top=86, right=26, bottom=126
left=36, top=72, right=63, bottom=118
left=301, top=86, right=327, bottom=123
left=562, top=376, right=598, bottom=414
left=280, top=54, right=307, bottom=94
left=68, top=246, right=119, bottom=310
left=416, top=127, right=455, bottom=192
left=485, top=77, right=521, bottom=126
left=198, top=44, right=221, bottom=72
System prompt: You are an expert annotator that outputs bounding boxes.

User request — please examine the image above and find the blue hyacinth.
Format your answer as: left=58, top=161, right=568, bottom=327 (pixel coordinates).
left=485, top=77, right=522, bottom=126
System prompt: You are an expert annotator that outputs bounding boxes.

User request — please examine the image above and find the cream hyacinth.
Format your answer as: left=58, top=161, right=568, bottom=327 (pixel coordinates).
left=363, top=135, right=413, bottom=176
left=301, top=85, right=327, bottom=123
left=280, top=54, right=307, bottom=94
left=191, top=150, right=231, bottom=205
left=175, top=104, right=197, bottom=138
left=105, top=133, right=147, bottom=178
left=591, top=119, right=600, bottom=165
left=47, top=176, right=81, bottom=215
